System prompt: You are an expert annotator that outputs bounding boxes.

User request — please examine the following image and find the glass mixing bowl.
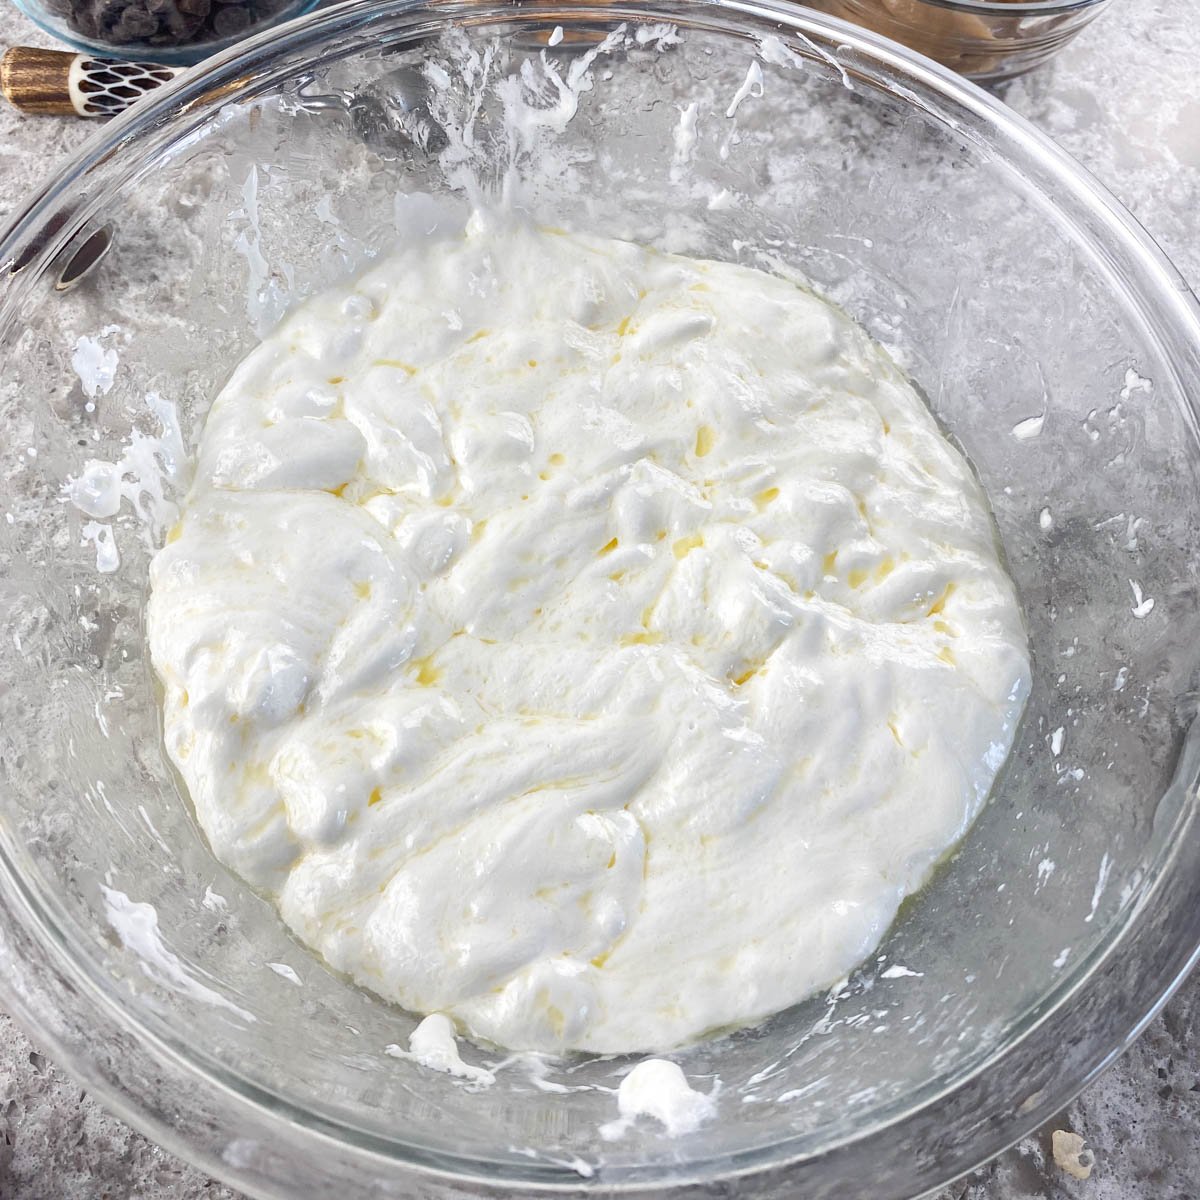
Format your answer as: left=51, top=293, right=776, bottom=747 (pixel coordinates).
left=2, top=2, right=1200, bottom=1197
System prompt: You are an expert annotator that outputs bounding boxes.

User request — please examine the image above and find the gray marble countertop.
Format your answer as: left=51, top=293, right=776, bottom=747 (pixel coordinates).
left=1, top=1, right=1199, bottom=1196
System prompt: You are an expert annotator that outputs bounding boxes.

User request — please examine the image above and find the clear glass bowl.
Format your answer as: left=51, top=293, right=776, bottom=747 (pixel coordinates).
left=2, top=2, right=1200, bottom=1197
left=810, top=0, right=1116, bottom=81
left=12, top=0, right=318, bottom=67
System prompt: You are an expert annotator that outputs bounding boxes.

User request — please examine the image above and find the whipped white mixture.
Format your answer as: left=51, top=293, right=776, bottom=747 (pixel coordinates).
left=147, top=218, right=1030, bottom=1054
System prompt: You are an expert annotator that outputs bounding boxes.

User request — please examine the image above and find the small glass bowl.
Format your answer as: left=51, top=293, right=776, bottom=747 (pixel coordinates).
left=12, top=0, right=318, bottom=67
left=810, top=0, right=1116, bottom=81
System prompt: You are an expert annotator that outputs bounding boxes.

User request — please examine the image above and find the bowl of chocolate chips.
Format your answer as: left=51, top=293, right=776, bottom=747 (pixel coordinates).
left=14, top=0, right=315, bottom=63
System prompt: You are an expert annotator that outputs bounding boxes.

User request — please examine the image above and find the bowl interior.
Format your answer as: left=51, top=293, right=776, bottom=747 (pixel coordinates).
left=1, top=2, right=1199, bottom=1192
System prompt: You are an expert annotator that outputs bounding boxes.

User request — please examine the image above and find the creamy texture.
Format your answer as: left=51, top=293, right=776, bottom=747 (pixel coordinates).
left=147, top=218, right=1030, bottom=1054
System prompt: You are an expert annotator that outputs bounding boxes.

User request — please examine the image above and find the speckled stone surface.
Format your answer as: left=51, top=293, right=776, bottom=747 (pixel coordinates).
left=1, top=1, right=1199, bottom=1196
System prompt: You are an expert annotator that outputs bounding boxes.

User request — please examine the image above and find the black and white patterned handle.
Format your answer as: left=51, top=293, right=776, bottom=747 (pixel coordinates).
left=1, top=46, right=181, bottom=117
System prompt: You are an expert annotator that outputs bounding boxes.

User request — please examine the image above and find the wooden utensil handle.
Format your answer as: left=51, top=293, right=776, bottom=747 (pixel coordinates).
left=1, top=46, right=182, bottom=117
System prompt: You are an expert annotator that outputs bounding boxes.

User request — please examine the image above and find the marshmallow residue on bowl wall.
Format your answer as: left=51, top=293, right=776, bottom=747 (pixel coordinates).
left=601, top=1059, right=719, bottom=1139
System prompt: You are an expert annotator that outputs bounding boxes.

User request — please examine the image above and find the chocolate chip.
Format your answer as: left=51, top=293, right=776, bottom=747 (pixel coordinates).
left=115, top=9, right=159, bottom=40
left=93, top=0, right=125, bottom=28
left=164, top=3, right=207, bottom=37
left=212, top=4, right=250, bottom=34
left=68, top=8, right=99, bottom=34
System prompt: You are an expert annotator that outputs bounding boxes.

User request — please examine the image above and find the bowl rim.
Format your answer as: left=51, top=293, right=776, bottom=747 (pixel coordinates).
left=2, top=1, right=1200, bottom=1197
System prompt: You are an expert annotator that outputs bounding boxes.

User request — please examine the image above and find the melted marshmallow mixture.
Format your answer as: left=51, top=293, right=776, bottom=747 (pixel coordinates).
left=148, top=220, right=1030, bottom=1054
